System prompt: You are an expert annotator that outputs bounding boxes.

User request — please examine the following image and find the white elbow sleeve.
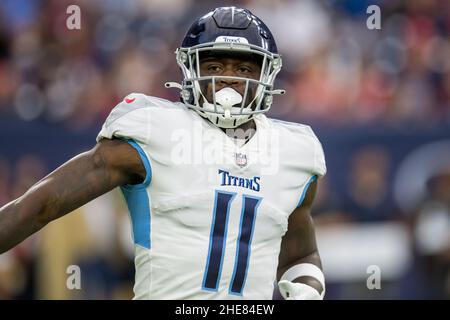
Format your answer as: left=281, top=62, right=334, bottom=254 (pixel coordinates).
left=278, top=263, right=326, bottom=300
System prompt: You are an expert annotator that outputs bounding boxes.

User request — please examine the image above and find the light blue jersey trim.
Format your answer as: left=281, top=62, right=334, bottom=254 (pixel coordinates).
left=120, top=139, right=152, bottom=249
left=124, top=140, right=152, bottom=188
left=297, top=175, right=317, bottom=208
left=122, top=187, right=151, bottom=249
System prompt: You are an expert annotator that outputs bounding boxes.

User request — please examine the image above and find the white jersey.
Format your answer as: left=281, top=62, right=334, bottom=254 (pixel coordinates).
left=97, top=93, right=326, bottom=300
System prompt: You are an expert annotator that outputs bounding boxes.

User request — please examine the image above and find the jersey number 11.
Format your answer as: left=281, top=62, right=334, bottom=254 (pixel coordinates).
left=202, top=190, right=262, bottom=296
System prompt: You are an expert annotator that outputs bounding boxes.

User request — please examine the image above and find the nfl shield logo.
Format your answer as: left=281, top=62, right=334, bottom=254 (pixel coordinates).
left=235, top=153, right=248, bottom=168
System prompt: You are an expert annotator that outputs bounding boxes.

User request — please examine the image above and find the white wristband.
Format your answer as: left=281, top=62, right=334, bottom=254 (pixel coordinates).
left=280, top=263, right=325, bottom=298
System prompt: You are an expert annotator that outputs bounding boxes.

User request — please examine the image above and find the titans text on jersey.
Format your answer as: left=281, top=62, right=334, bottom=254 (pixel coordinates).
left=218, top=169, right=261, bottom=192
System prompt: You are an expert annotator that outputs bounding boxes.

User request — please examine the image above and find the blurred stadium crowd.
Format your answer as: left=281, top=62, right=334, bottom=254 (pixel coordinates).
left=0, top=0, right=449, bottom=299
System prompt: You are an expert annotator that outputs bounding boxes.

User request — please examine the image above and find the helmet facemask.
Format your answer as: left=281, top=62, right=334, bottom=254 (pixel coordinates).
left=172, top=40, right=284, bottom=128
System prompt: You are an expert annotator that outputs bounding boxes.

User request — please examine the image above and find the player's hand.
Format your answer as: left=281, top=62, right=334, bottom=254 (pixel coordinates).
left=278, top=280, right=322, bottom=300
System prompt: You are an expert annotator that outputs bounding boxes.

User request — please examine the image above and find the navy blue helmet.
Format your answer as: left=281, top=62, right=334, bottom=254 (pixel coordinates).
left=166, top=7, right=285, bottom=128
left=182, top=7, right=278, bottom=54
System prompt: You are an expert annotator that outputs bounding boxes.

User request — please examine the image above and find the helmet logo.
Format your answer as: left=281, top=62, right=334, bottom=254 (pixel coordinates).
left=215, top=36, right=249, bottom=45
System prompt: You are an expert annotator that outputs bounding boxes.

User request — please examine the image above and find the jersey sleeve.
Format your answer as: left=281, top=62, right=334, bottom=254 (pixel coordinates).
left=96, top=93, right=152, bottom=144
left=299, top=124, right=327, bottom=178
left=312, top=134, right=327, bottom=178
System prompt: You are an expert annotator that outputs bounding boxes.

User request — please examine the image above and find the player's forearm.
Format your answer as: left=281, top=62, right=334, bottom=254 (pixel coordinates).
left=0, top=146, right=125, bottom=254
left=0, top=171, right=75, bottom=253
left=0, top=187, right=50, bottom=253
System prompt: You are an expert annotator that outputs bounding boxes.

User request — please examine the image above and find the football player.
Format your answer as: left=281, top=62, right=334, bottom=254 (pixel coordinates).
left=0, top=7, right=326, bottom=300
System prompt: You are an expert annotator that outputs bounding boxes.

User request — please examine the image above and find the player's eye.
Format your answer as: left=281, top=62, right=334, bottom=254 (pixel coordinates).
left=207, top=65, right=223, bottom=73
left=237, top=66, right=252, bottom=74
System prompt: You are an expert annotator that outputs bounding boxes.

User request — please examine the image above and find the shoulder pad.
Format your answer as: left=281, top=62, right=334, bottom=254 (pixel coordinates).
left=269, top=118, right=317, bottom=139
left=105, top=93, right=179, bottom=127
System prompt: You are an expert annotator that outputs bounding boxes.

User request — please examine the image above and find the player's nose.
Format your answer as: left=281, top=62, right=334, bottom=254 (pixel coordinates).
left=218, top=78, right=239, bottom=86
left=218, top=68, right=240, bottom=86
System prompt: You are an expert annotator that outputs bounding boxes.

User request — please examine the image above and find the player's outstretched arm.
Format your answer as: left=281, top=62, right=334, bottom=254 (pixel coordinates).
left=0, top=139, right=145, bottom=254
left=277, top=180, right=325, bottom=300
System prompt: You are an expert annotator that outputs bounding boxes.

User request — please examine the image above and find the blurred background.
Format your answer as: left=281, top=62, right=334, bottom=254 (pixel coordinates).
left=0, top=0, right=449, bottom=299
